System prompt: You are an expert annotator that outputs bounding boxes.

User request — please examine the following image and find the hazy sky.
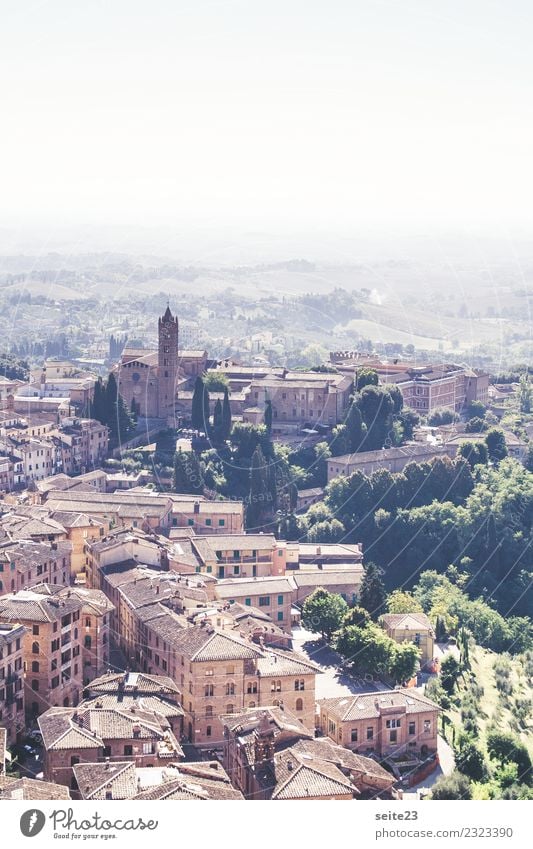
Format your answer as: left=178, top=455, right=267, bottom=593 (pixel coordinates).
left=1, top=0, right=532, bottom=237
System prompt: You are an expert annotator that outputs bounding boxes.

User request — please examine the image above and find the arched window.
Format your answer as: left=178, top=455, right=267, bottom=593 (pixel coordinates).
left=205, top=706, right=213, bottom=718
left=270, top=680, right=281, bottom=692
left=31, top=680, right=39, bottom=691
left=295, top=698, right=303, bottom=712
left=32, top=641, right=39, bottom=654
left=295, top=679, right=305, bottom=691
left=84, top=635, right=92, bottom=649
left=204, top=684, right=214, bottom=697
left=226, top=704, right=234, bottom=714
left=225, top=682, right=235, bottom=696
left=31, top=661, right=39, bottom=673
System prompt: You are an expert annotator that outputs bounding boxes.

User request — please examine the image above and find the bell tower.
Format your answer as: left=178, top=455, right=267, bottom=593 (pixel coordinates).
left=158, top=304, right=179, bottom=421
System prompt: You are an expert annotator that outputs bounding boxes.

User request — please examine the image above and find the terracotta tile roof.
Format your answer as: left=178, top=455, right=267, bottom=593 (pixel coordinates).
left=87, top=671, right=180, bottom=696
left=256, top=648, right=322, bottom=677
left=0, top=588, right=83, bottom=623
left=0, top=777, right=72, bottom=800
left=319, top=688, right=440, bottom=721
left=73, top=761, right=137, bottom=800
left=271, top=748, right=355, bottom=799
left=166, top=625, right=264, bottom=661
left=381, top=613, right=433, bottom=631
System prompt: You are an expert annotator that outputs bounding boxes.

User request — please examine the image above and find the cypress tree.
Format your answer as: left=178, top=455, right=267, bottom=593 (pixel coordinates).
left=222, top=387, right=232, bottom=440
left=359, top=561, right=387, bottom=620
left=191, top=376, right=204, bottom=430
left=213, top=399, right=222, bottom=431
left=264, top=399, right=273, bottom=434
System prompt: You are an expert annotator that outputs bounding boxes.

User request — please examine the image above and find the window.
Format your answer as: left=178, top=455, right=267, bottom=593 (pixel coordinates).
left=277, top=595, right=283, bottom=605
left=218, top=519, right=225, bottom=526
left=351, top=728, right=358, bottom=742
left=226, top=704, right=234, bottom=713
left=386, top=718, right=401, bottom=729
left=277, top=612, right=283, bottom=621
left=206, top=726, right=212, bottom=737
left=295, top=698, right=303, bottom=712
left=31, top=679, right=39, bottom=691
left=142, top=743, right=153, bottom=755
left=245, top=598, right=251, bottom=606
left=259, top=596, right=270, bottom=607
left=366, top=727, right=374, bottom=740
left=390, top=729, right=397, bottom=743
left=206, top=706, right=213, bottom=717
left=124, top=745, right=133, bottom=756
left=32, top=642, right=39, bottom=654
left=71, top=756, right=80, bottom=767
left=32, top=625, right=40, bottom=636
left=205, top=519, right=211, bottom=526
left=225, top=682, right=235, bottom=696
left=247, top=681, right=257, bottom=694
left=31, top=661, right=39, bottom=673
left=409, top=721, right=416, bottom=736
left=271, top=680, right=281, bottom=692
left=85, top=618, right=91, bottom=628
left=187, top=518, right=194, bottom=526
left=84, top=635, right=92, bottom=649
left=423, top=720, right=431, bottom=733
left=295, top=680, right=304, bottom=691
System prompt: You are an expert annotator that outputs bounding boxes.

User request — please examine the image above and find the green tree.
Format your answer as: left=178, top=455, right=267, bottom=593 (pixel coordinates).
left=359, top=561, right=386, bottom=620
left=486, top=731, right=532, bottom=783
left=203, top=371, right=229, bottom=392
left=459, top=440, right=489, bottom=469
left=343, top=605, right=371, bottom=628
left=440, top=653, right=461, bottom=694
left=301, top=588, right=348, bottom=639
left=485, top=428, right=508, bottom=463
left=357, top=386, right=394, bottom=451
left=173, top=450, right=204, bottom=494
left=454, top=736, right=486, bottom=781
left=465, top=400, right=487, bottom=420
left=213, top=399, right=223, bottom=431
left=355, top=367, right=378, bottom=391
left=222, top=386, right=232, bottom=440
left=386, top=590, right=424, bottom=614
left=518, top=374, right=532, bottom=413
left=191, top=376, right=205, bottom=430
left=329, top=423, right=350, bottom=456
left=264, top=399, right=273, bottom=433
left=246, top=445, right=271, bottom=529
left=345, top=401, right=366, bottom=452
left=431, top=771, right=472, bottom=800
left=465, top=416, right=486, bottom=433
left=335, top=623, right=394, bottom=674
left=389, top=642, right=420, bottom=684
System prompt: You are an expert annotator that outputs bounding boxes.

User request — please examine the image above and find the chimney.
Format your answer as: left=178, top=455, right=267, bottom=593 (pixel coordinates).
left=287, top=759, right=293, bottom=771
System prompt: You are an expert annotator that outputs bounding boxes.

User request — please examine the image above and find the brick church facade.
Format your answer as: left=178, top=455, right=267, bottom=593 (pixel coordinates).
left=116, top=305, right=179, bottom=423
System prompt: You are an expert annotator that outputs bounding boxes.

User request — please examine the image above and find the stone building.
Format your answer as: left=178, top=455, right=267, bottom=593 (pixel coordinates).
left=39, top=698, right=184, bottom=792
left=318, top=689, right=440, bottom=759
left=222, top=706, right=396, bottom=800
left=0, top=586, right=84, bottom=718
left=380, top=613, right=435, bottom=670
left=0, top=622, right=26, bottom=745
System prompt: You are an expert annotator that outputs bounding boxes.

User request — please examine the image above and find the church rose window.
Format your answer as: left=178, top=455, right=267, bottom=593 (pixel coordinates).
left=132, top=372, right=141, bottom=382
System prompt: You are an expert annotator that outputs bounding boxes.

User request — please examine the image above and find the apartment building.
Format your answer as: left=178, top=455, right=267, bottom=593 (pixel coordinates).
left=327, top=444, right=449, bottom=482
left=380, top=613, right=435, bottom=669
left=0, top=622, right=26, bottom=745
left=142, top=619, right=320, bottom=746
left=0, top=586, right=84, bottom=718
left=39, top=700, right=184, bottom=791
left=222, top=706, right=396, bottom=800
left=215, top=576, right=294, bottom=631
left=0, top=540, right=72, bottom=595
left=319, top=689, right=440, bottom=759
left=169, top=498, right=244, bottom=535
